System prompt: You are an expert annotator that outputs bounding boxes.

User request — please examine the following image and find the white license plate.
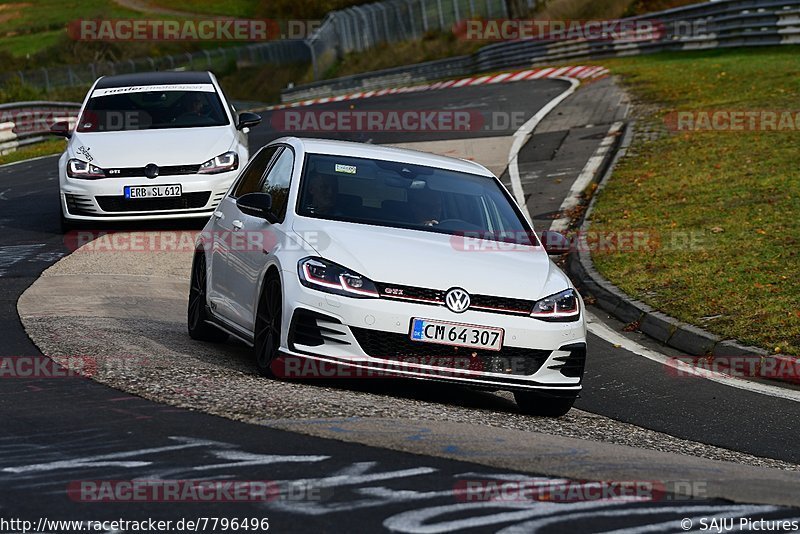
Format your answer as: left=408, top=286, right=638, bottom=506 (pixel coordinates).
left=410, top=318, right=504, bottom=351
left=124, top=184, right=182, bottom=199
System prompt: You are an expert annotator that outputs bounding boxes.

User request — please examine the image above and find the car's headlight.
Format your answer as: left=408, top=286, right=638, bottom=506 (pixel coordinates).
left=298, top=257, right=379, bottom=298
left=67, top=158, right=105, bottom=179
left=198, top=151, right=239, bottom=174
left=531, top=288, right=580, bottom=321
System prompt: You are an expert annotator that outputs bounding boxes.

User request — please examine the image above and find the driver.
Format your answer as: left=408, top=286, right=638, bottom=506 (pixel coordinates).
left=409, top=187, right=443, bottom=226
left=181, top=93, right=208, bottom=118
left=305, top=170, right=338, bottom=216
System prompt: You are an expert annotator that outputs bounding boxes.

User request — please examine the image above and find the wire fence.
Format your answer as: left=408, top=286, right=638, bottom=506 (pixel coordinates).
left=306, top=0, right=510, bottom=79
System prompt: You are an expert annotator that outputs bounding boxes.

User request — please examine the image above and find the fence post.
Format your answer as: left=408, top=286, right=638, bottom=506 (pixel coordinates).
left=405, top=0, right=418, bottom=38
left=307, top=40, right=319, bottom=80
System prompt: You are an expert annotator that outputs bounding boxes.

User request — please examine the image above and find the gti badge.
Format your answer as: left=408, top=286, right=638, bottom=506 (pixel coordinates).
left=445, top=287, right=470, bottom=313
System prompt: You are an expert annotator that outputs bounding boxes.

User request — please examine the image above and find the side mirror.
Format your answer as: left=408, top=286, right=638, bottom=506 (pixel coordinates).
left=539, top=230, right=572, bottom=255
left=236, top=192, right=278, bottom=223
left=236, top=111, right=262, bottom=130
left=50, top=121, right=72, bottom=138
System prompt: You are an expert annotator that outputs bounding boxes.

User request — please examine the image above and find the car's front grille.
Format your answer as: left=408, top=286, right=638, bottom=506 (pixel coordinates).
left=96, top=192, right=211, bottom=212
left=374, top=282, right=534, bottom=316
left=102, top=164, right=201, bottom=178
left=350, top=327, right=550, bottom=376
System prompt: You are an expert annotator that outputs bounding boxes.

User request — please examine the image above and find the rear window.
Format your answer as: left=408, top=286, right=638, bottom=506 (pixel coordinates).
left=78, top=84, right=229, bottom=132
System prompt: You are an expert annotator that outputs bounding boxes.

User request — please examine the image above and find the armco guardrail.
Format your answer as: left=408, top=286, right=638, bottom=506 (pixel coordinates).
left=0, top=102, right=80, bottom=154
left=283, top=0, right=800, bottom=101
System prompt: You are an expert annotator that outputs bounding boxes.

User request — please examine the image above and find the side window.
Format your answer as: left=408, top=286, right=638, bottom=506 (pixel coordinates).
left=260, top=149, right=294, bottom=222
left=230, top=146, right=279, bottom=198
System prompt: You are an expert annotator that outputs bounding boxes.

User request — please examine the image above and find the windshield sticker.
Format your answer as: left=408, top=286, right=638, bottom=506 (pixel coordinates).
left=334, top=163, right=357, bottom=174
left=92, top=84, right=215, bottom=97
left=76, top=145, right=93, bottom=162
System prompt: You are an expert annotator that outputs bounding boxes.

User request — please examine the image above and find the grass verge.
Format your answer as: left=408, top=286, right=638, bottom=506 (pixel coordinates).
left=0, top=139, right=65, bottom=166
left=591, top=46, right=800, bottom=355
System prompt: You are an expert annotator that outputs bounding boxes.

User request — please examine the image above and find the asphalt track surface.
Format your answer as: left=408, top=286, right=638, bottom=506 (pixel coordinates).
left=0, top=80, right=798, bottom=531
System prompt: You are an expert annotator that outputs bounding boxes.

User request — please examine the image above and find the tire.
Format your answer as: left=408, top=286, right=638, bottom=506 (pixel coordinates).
left=514, top=391, right=576, bottom=417
left=253, top=273, right=282, bottom=378
left=187, top=251, right=229, bottom=342
left=60, top=206, right=76, bottom=233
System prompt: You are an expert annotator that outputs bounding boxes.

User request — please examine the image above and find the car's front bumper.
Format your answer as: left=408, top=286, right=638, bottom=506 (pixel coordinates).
left=60, top=171, right=238, bottom=221
left=278, top=271, right=586, bottom=392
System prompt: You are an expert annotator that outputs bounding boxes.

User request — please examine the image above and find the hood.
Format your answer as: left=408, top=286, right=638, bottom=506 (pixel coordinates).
left=68, top=126, right=235, bottom=168
left=292, top=218, right=571, bottom=301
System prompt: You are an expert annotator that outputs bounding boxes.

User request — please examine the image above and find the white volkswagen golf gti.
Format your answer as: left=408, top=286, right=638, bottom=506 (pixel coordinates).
left=188, top=137, right=586, bottom=416
left=51, top=71, right=261, bottom=229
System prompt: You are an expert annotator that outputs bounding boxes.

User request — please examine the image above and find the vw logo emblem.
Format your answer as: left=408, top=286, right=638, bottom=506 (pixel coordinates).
left=144, top=163, right=159, bottom=179
left=445, top=288, right=470, bottom=313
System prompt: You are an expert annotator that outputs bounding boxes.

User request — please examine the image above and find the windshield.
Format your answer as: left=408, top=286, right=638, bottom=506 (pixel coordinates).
left=77, top=86, right=229, bottom=132
left=297, top=153, right=538, bottom=245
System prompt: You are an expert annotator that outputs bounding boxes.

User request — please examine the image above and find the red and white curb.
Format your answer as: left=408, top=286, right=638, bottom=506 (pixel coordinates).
left=262, top=65, right=609, bottom=111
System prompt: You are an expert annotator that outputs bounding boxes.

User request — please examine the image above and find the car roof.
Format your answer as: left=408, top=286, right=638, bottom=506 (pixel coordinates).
left=94, top=71, right=213, bottom=89
left=279, top=137, right=495, bottom=177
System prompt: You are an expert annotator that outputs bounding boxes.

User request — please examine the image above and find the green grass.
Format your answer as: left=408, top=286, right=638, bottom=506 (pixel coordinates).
left=0, top=0, right=142, bottom=58
left=0, top=138, right=65, bottom=166
left=590, top=46, right=800, bottom=355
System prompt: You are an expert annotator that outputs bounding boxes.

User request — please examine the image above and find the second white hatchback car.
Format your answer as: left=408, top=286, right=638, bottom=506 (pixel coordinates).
left=51, top=71, right=261, bottom=229
left=188, top=137, right=586, bottom=416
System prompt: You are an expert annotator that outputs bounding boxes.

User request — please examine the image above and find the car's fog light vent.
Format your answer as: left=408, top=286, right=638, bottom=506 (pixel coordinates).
left=289, top=309, right=350, bottom=349
left=547, top=343, right=586, bottom=378
left=65, top=194, right=96, bottom=215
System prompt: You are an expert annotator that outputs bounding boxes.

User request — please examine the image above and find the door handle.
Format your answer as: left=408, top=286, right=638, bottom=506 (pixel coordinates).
left=232, top=220, right=243, bottom=231
left=213, top=211, right=224, bottom=220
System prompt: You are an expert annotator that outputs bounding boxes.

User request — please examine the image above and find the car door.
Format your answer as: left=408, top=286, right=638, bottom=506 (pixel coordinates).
left=225, top=146, right=295, bottom=333
left=207, top=145, right=279, bottom=324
